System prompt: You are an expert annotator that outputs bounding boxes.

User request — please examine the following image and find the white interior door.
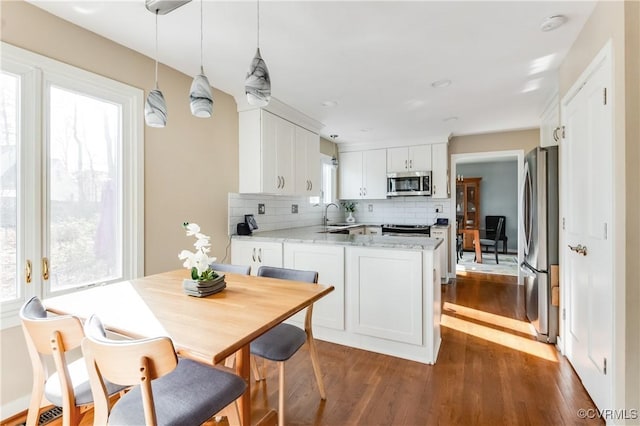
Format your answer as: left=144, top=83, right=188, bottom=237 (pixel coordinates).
left=561, top=50, right=612, bottom=411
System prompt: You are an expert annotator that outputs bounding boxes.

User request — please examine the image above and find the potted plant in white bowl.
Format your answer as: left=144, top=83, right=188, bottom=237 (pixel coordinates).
left=341, top=201, right=358, bottom=223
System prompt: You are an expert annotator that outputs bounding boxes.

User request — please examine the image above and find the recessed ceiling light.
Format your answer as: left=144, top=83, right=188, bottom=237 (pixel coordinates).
left=540, top=15, right=568, bottom=32
left=322, top=100, right=338, bottom=107
left=431, top=79, right=452, bottom=89
left=360, top=128, right=373, bottom=133
left=443, top=116, right=458, bottom=122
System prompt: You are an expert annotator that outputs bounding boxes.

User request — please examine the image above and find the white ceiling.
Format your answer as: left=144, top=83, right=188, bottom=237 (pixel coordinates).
left=27, top=0, right=596, bottom=145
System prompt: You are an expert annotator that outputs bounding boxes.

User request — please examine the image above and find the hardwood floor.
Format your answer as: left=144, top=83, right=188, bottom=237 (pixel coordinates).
left=8, top=273, right=602, bottom=426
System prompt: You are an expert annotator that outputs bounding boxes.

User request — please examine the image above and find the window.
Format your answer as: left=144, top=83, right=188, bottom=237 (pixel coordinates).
left=321, top=154, right=337, bottom=205
left=0, top=43, right=144, bottom=328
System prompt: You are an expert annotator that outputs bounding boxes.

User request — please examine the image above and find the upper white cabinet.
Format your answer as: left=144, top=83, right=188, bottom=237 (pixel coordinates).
left=431, top=142, right=449, bottom=199
left=294, top=126, right=320, bottom=195
left=339, top=149, right=387, bottom=200
left=239, top=109, right=319, bottom=195
left=540, top=94, right=560, bottom=147
left=387, top=145, right=432, bottom=173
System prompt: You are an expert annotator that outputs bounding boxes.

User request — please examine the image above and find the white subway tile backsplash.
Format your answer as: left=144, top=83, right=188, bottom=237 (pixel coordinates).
left=227, top=193, right=452, bottom=235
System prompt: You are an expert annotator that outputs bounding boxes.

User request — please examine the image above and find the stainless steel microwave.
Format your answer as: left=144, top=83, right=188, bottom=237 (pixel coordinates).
left=387, top=171, right=431, bottom=196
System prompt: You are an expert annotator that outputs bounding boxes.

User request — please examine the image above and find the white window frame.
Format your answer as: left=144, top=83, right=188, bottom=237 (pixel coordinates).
left=0, top=42, right=144, bottom=329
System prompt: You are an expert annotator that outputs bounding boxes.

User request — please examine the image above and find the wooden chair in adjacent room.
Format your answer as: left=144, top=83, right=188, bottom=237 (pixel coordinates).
left=476, top=216, right=505, bottom=264
left=20, top=296, right=127, bottom=426
left=251, top=266, right=326, bottom=426
left=81, top=314, right=247, bottom=426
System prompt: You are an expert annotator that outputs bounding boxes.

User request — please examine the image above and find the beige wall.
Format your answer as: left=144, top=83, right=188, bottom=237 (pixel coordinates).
left=558, top=0, right=639, bottom=411
left=1, top=0, right=239, bottom=413
left=320, top=136, right=338, bottom=158
left=450, top=128, right=539, bottom=155
left=624, top=0, right=640, bottom=411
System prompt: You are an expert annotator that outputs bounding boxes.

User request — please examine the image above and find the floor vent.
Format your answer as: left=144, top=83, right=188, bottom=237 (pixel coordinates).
left=38, top=406, right=63, bottom=425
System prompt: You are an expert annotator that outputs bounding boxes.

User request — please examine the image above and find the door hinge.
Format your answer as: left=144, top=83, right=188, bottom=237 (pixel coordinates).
left=562, top=217, right=566, bottom=230
left=603, top=88, right=607, bottom=105
left=604, top=358, right=607, bottom=375
left=562, top=308, right=566, bottom=320
left=561, top=126, right=566, bottom=139
left=604, top=223, right=607, bottom=240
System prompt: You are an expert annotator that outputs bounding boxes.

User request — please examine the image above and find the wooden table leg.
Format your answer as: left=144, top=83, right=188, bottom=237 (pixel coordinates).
left=236, top=346, right=251, bottom=426
left=473, top=229, right=483, bottom=263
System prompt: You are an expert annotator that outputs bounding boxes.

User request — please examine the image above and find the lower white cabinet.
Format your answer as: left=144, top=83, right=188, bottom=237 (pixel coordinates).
left=230, top=240, right=283, bottom=275
left=347, top=247, right=423, bottom=345
left=283, top=243, right=345, bottom=330
left=430, top=225, right=450, bottom=283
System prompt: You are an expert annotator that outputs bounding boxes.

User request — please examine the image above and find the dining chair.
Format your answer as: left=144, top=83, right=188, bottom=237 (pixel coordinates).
left=210, top=262, right=261, bottom=376
left=485, top=215, right=508, bottom=253
left=20, top=296, right=127, bottom=426
left=210, top=262, right=251, bottom=275
left=476, top=216, right=505, bottom=264
left=81, top=314, right=246, bottom=426
left=252, top=266, right=326, bottom=426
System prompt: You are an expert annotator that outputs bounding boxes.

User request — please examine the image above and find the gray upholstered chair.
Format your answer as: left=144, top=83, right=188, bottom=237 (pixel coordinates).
left=252, top=266, right=326, bottom=426
left=210, top=262, right=251, bottom=276
left=476, top=216, right=505, bottom=264
left=20, top=297, right=127, bottom=426
left=81, top=315, right=246, bottom=426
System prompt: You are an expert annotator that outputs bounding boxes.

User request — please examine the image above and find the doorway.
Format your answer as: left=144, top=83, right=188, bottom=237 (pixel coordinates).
left=449, top=150, right=524, bottom=285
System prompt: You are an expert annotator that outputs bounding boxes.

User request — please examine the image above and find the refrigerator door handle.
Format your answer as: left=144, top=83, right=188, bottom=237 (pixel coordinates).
left=521, top=260, right=547, bottom=275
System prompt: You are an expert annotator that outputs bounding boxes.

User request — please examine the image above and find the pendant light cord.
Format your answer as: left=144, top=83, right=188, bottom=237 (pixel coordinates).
left=257, top=0, right=260, bottom=48
left=154, top=10, right=159, bottom=89
left=200, top=0, right=204, bottom=72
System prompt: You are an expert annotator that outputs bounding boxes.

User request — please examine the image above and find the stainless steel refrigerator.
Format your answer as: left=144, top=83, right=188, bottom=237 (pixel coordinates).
left=521, top=146, right=559, bottom=343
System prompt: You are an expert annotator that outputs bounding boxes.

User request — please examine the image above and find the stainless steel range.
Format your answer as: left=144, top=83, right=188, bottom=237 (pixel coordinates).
left=381, top=224, right=430, bottom=237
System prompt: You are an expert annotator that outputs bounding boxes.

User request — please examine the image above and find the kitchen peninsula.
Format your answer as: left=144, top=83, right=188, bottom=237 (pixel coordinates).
left=231, top=226, right=443, bottom=364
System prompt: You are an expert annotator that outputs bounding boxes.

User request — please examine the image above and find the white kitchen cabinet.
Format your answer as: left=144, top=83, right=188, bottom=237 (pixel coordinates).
left=294, top=126, right=320, bottom=195
left=540, top=94, right=560, bottom=147
left=339, top=149, right=387, bottom=200
left=430, top=225, right=450, bottom=283
left=387, top=145, right=432, bottom=173
left=431, top=142, right=449, bottom=199
left=239, top=109, right=319, bottom=195
left=283, top=243, right=345, bottom=330
left=230, top=240, right=282, bottom=275
left=348, top=247, right=423, bottom=345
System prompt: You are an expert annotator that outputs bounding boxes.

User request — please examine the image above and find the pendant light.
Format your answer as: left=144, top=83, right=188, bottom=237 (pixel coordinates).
left=244, top=0, right=271, bottom=107
left=145, top=10, right=168, bottom=127
left=189, top=0, right=213, bottom=118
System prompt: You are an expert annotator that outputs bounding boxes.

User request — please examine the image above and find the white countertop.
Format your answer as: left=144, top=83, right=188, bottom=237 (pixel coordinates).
left=232, top=225, right=443, bottom=251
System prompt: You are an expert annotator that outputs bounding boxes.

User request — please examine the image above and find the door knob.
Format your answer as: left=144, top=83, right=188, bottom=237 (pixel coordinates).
left=568, top=244, right=588, bottom=256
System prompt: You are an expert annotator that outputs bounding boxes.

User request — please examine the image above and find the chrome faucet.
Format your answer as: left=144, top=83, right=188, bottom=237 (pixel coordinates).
left=323, top=203, right=339, bottom=228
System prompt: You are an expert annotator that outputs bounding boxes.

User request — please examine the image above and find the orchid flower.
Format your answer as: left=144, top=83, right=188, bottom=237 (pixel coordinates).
left=179, top=222, right=217, bottom=281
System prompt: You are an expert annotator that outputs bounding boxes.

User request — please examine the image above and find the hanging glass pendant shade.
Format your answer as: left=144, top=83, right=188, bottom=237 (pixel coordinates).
left=245, top=47, right=271, bottom=107
left=245, top=0, right=270, bottom=107
left=145, top=10, right=167, bottom=128
left=189, top=0, right=213, bottom=118
left=145, top=86, right=167, bottom=127
left=190, top=67, right=213, bottom=118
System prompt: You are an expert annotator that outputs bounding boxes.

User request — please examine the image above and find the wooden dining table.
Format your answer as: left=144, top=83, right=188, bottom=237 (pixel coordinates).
left=44, top=269, right=334, bottom=426
left=458, top=228, right=483, bottom=263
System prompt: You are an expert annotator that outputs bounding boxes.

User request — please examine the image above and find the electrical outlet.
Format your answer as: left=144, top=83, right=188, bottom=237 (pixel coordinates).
left=291, top=204, right=298, bottom=214
left=435, top=204, right=443, bottom=213
left=258, top=203, right=265, bottom=214
left=368, top=204, right=373, bottom=212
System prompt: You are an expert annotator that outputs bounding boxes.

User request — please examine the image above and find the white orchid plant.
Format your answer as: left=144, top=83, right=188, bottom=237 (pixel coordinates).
left=178, top=222, right=219, bottom=281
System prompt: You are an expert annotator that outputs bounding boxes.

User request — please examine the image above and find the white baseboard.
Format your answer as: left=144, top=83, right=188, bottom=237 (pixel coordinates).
left=1, top=394, right=30, bottom=422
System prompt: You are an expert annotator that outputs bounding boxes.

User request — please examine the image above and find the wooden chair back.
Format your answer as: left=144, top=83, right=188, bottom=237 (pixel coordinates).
left=20, top=297, right=87, bottom=425
left=81, top=315, right=178, bottom=426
